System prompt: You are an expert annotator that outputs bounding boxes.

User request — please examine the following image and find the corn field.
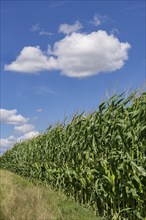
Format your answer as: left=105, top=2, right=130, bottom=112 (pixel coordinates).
left=1, top=91, right=146, bottom=219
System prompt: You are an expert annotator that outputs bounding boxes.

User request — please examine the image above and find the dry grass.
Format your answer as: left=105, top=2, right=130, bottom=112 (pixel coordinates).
left=0, top=170, right=98, bottom=220
left=0, top=170, right=60, bottom=220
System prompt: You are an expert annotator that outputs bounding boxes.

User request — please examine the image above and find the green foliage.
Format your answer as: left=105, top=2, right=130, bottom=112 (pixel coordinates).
left=1, top=91, right=146, bottom=219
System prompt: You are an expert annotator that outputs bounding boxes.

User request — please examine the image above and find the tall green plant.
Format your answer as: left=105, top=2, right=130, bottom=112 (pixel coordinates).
left=1, top=91, right=146, bottom=219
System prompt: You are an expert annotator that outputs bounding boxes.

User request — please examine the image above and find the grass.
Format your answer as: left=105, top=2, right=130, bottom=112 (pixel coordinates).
left=0, top=170, right=98, bottom=220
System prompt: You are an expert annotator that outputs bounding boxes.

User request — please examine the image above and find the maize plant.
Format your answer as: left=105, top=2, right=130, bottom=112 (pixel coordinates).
left=1, top=91, right=146, bottom=219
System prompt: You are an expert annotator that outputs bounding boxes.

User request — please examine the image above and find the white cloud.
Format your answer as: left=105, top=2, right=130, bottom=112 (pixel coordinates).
left=0, top=136, right=16, bottom=149
left=39, top=31, right=53, bottom=36
left=36, top=108, right=43, bottom=112
left=4, top=46, right=57, bottom=73
left=0, top=108, right=39, bottom=153
left=0, top=131, right=39, bottom=152
left=52, top=30, right=131, bottom=77
left=34, top=86, right=56, bottom=95
left=92, top=15, right=101, bottom=26
left=31, top=23, right=53, bottom=36
left=110, top=28, right=119, bottom=35
left=14, top=124, right=35, bottom=133
left=48, top=1, right=68, bottom=9
left=4, top=30, right=131, bottom=78
left=31, top=23, right=41, bottom=32
left=18, top=131, right=40, bottom=142
left=0, top=109, right=28, bottom=125
left=58, top=21, right=83, bottom=34
left=91, top=14, right=109, bottom=26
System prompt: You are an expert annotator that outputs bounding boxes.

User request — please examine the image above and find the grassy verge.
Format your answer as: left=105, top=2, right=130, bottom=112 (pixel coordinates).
left=0, top=170, right=98, bottom=220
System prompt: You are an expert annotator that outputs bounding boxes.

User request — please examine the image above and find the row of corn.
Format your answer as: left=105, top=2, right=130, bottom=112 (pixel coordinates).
left=1, top=91, right=146, bottom=219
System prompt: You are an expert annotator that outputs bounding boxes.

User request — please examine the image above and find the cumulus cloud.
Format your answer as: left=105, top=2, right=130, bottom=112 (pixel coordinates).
left=4, top=30, right=131, bottom=78
left=58, top=21, right=83, bottom=34
left=0, top=136, right=16, bottom=149
left=0, top=109, right=28, bottom=125
left=18, top=131, right=40, bottom=142
left=0, top=108, right=39, bottom=154
left=0, top=131, right=39, bottom=152
left=4, top=46, right=57, bottom=73
left=14, top=124, right=35, bottom=133
left=52, top=30, right=131, bottom=77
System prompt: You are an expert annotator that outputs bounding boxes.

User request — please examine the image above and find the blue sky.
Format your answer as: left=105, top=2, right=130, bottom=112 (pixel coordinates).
left=0, top=0, right=145, bottom=154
